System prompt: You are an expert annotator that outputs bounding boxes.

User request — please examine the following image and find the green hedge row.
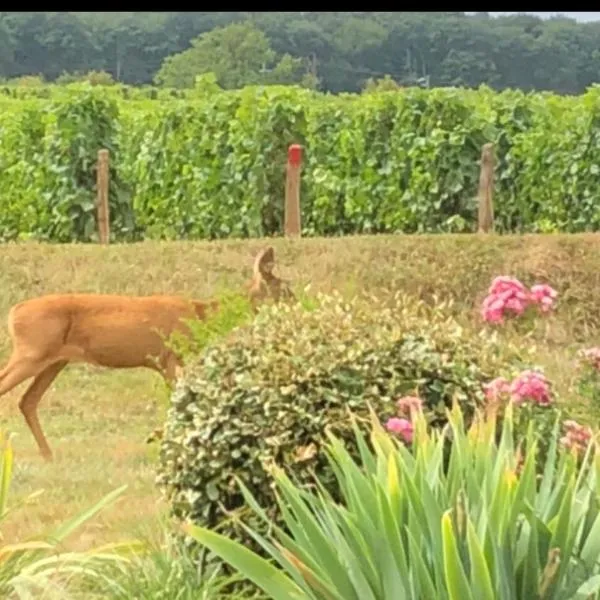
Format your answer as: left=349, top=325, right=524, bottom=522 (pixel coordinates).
left=1, top=84, right=599, bottom=241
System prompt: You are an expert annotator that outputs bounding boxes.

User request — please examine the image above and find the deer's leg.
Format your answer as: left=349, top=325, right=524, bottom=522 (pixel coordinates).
left=0, top=353, right=48, bottom=398
left=18, top=361, right=67, bottom=462
left=162, top=353, right=181, bottom=385
left=146, top=354, right=181, bottom=445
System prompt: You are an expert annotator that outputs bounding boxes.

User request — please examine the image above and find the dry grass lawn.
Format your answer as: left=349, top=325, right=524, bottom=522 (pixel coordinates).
left=1, top=234, right=600, bottom=550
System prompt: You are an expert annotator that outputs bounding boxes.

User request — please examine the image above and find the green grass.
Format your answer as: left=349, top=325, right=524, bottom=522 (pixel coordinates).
left=0, top=233, right=599, bottom=556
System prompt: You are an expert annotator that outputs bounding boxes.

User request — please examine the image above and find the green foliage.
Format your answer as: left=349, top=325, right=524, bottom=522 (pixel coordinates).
left=99, top=524, right=252, bottom=600
left=186, top=403, right=600, bottom=600
left=3, top=12, right=600, bottom=96
left=4, top=84, right=600, bottom=240
left=157, top=292, right=515, bottom=554
left=0, top=87, right=137, bottom=242
left=10, top=74, right=45, bottom=87
left=116, top=84, right=600, bottom=238
left=505, top=395, right=562, bottom=475
left=261, top=54, right=307, bottom=87
left=193, top=72, right=222, bottom=97
left=166, top=292, right=254, bottom=362
left=0, top=431, right=138, bottom=598
left=56, top=70, right=116, bottom=86
left=362, top=74, right=402, bottom=93
left=154, top=22, right=307, bottom=90
left=43, top=90, right=134, bottom=241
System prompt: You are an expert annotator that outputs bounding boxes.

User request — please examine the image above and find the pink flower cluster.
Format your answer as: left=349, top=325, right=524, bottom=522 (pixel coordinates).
left=385, top=395, right=422, bottom=444
left=511, top=370, right=552, bottom=406
left=484, top=370, right=552, bottom=406
left=386, top=418, right=413, bottom=443
left=530, top=284, right=558, bottom=313
left=578, top=347, right=600, bottom=371
left=560, top=420, right=593, bottom=455
left=481, top=276, right=558, bottom=324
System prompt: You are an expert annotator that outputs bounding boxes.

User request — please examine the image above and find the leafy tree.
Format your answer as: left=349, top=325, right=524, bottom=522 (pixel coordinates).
left=362, top=74, right=401, bottom=93
left=262, top=54, right=306, bottom=86
left=0, top=19, right=15, bottom=74
left=2, top=12, right=600, bottom=95
left=155, top=21, right=307, bottom=89
left=155, top=21, right=274, bottom=88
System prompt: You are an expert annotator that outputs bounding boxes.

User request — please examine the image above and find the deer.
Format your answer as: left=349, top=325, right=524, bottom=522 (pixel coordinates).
left=0, top=246, right=295, bottom=462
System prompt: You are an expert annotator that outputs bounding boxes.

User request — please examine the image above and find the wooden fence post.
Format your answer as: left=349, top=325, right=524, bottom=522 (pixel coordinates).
left=285, top=144, right=303, bottom=237
left=96, top=149, right=110, bottom=244
left=477, top=142, right=495, bottom=233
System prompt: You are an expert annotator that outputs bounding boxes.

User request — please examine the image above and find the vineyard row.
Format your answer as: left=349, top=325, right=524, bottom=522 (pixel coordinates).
left=0, top=84, right=599, bottom=241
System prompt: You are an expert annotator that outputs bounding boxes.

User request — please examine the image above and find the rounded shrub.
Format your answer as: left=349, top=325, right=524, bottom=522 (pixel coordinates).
left=156, top=292, right=517, bottom=549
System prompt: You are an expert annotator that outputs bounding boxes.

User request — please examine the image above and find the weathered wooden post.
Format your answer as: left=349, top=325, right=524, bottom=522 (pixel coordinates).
left=96, top=149, right=110, bottom=244
left=477, top=142, right=495, bottom=233
left=285, top=144, right=303, bottom=237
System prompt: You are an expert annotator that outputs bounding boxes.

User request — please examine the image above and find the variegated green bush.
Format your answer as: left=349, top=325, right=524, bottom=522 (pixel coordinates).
left=187, top=403, right=600, bottom=600
left=157, top=292, right=519, bottom=554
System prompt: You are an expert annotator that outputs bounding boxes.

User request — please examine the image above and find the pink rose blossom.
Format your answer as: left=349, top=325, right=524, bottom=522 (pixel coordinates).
left=483, top=377, right=511, bottom=402
left=559, top=436, right=572, bottom=450
left=509, top=370, right=552, bottom=406
left=578, top=347, right=600, bottom=370
left=485, top=370, right=553, bottom=407
left=530, top=284, right=558, bottom=303
left=481, top=276, right=530, bottom=323
left=481, top=276, right=558, bottom=324
left=396, top=396, right=422, bottom=415
left=385, top=417, right=414, bottom=443
left=505, top=296, right=527, bottom=315
left=488, top=276, right=527, bottom=297
left=560, top=420, right=594, bottom=456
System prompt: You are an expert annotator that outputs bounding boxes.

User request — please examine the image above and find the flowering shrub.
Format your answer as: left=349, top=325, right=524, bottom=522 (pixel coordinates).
left=385, top=396, right=423, bottom=443
left=391, top=370, right=557, bottom=460
left=484, top=369, right=552, bottom=406
left=484, top=369, right=560, bottom=470
left=481, top=275, right=558, bottom=323
left=530, top=283, right=558, bottom=312
left=395, top=395, right=422, bottom=415
left=385, top=417, right=413, bottom=443
left=579, top=347, right=600, bottom=370
left=188, top=404, right=600, bottom=600
left=560, top=419, right=594, bottom=458
left=510, top=370, right=553, bottom=405
left=483, top=376, right=511, bottom=401
left=577, top=347, right=600, bottom=409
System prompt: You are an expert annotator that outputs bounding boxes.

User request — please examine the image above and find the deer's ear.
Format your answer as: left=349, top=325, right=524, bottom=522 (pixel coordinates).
left=263, top=246, right=275, bottom=264
left=253, top=246, right=275, bottom=276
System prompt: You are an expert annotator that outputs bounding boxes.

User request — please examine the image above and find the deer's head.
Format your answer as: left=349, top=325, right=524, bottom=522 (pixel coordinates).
left=247, top=246, right=295, bottom=312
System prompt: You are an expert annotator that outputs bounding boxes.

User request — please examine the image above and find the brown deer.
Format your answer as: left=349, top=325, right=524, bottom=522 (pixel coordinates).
left=0, top=246, right=294, bottom=461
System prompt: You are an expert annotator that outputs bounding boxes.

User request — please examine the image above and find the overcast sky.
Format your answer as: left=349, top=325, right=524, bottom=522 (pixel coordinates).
left=480, top=12, right=600, bottom=22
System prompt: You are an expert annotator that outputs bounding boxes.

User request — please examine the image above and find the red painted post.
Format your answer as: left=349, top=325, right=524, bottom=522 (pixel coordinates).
left=285, top=144, right=303, bottom=237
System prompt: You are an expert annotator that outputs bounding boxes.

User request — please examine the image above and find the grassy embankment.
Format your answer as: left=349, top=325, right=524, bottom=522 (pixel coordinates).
left=0, top=233, right=599, bottom=548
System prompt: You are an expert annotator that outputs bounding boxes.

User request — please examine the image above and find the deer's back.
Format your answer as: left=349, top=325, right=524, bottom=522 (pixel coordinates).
left=9, top=294, right=209, bottom=368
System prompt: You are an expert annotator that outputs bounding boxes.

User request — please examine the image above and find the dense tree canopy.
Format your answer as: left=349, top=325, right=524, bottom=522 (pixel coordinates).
left=1, top=11, right=599, bottom=94
left=154, top=22, right=307, bottom=89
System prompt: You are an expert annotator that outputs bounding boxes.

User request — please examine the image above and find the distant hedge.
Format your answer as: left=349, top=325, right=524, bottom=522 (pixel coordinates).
left=1, top=83, right=600, bottom=242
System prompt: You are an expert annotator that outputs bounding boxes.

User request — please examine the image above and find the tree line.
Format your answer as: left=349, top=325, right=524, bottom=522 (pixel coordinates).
left=1, top=11, right=600, bottom=94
